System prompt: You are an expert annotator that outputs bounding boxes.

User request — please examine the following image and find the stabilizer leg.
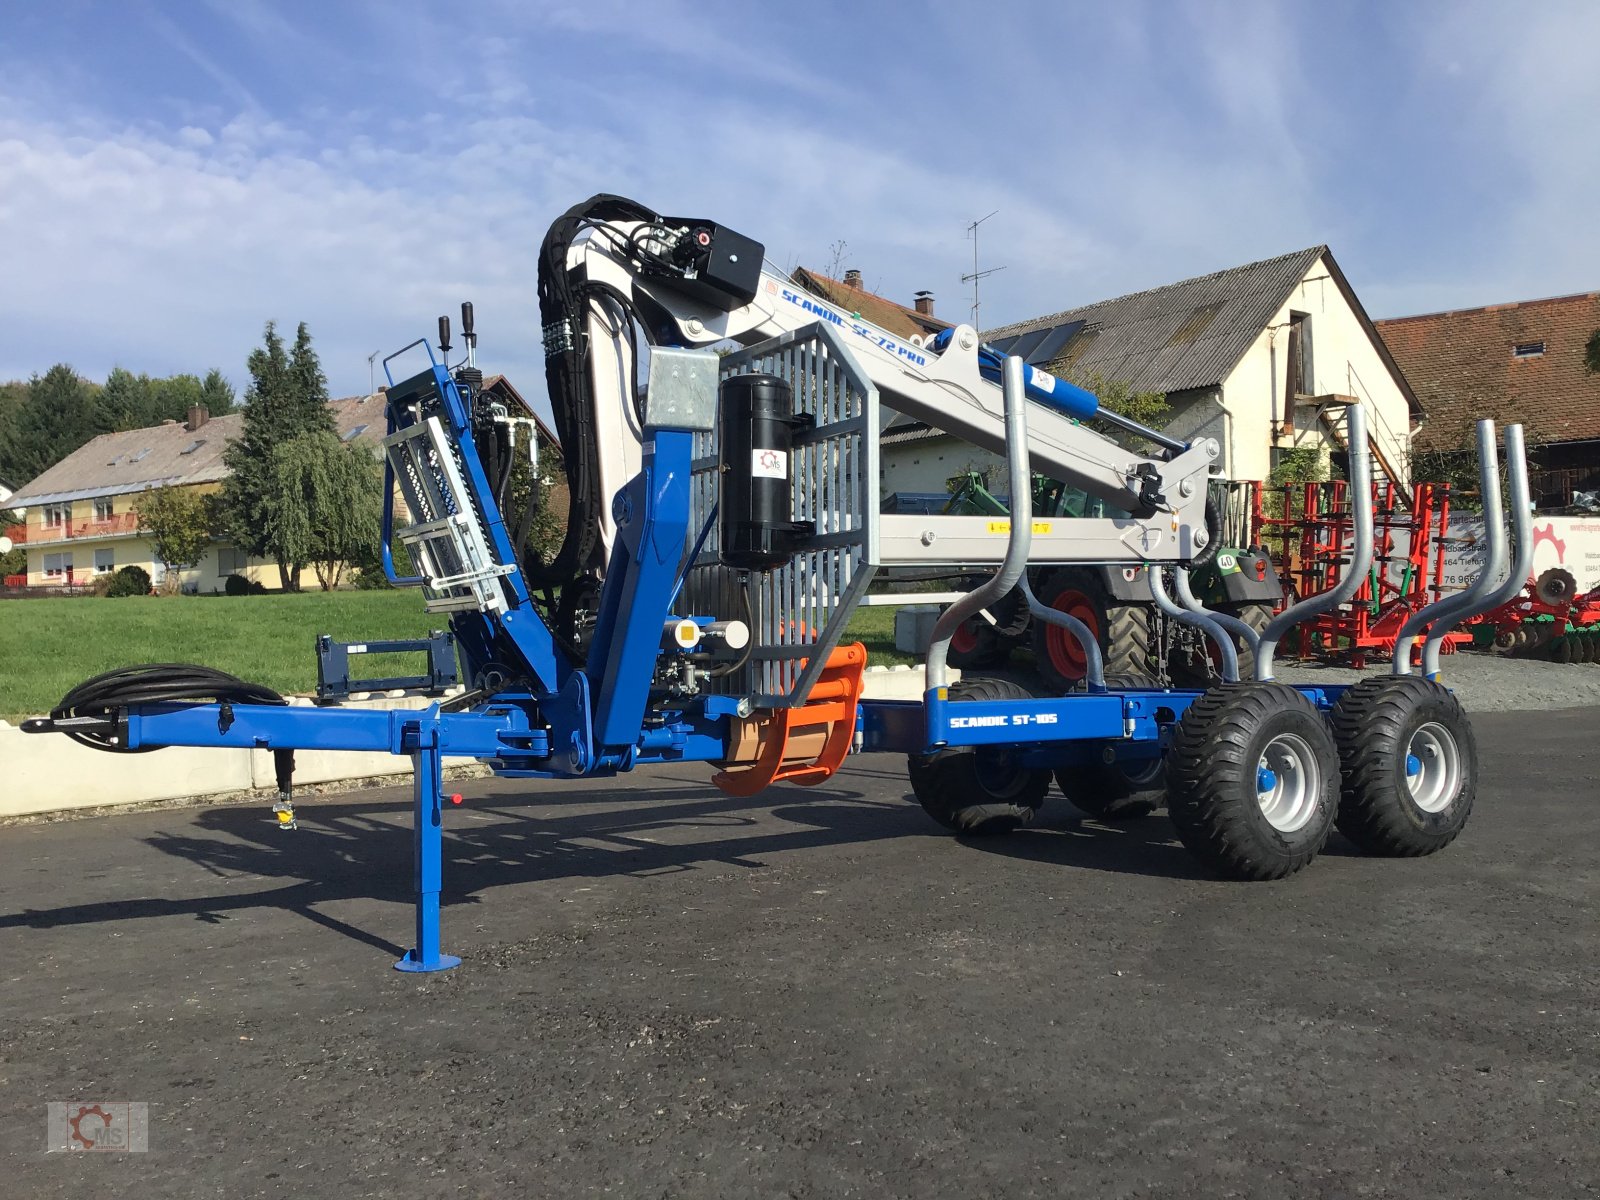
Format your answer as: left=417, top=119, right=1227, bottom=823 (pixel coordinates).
left=395, top=741, right=461, bottom=973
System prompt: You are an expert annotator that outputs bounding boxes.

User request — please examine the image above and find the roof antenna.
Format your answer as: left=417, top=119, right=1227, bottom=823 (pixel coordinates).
left=961, top=210, right=1006, bottom=330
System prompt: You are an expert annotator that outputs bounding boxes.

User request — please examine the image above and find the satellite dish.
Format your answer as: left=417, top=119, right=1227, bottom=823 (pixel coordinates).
left=0, top=536, right=12, bottom=554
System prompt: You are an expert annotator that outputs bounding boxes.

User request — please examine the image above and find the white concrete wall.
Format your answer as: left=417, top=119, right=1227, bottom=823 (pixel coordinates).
left=1220, top=258, right=1413, bottom=484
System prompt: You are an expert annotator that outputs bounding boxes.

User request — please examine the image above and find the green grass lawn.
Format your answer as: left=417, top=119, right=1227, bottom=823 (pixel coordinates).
left=0, top=591, right=922, bottom=719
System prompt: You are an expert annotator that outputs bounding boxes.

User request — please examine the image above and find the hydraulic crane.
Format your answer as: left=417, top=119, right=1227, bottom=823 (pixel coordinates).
left=24, top=195, right=1525, bottom=972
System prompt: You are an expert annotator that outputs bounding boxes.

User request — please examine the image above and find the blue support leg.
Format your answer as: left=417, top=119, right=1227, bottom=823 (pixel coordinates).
left=395, top=741, right=461, bottom=973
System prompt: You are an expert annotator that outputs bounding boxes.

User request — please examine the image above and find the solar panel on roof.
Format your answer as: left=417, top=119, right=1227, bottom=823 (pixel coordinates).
left=1027, top=321, right=1084, bottom=365
left=988, top=335, right=1021, bottom=356
left=1007, top=329, right=1050, bottom=361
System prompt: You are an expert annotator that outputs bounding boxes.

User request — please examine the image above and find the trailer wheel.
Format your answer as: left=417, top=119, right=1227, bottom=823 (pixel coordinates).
left=908, top=677, right=1050, bottom=835
left=1054, top=757, right=1164, bottom=821
left=1329, top=676, right=1476, bottom=856
left=1165, top=683, right=1339, bottom=879
left=1032, top=568, right=1153, bottom=692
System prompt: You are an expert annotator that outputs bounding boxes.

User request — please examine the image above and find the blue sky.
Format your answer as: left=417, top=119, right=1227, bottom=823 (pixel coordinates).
left=2, top=0, right=1597, bottom=413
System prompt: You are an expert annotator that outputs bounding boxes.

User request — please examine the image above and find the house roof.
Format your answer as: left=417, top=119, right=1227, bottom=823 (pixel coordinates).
left=7, top=394, right=390, bottom=509
left=481, top=374, right=560, bottom=449
left=789, top=268, right=952, bottom=342
left=879, top=419, right=945, bottom=447
left=983, top=246, right=1422, bottom=418
left=1376, top=292, right=1600, bottom=450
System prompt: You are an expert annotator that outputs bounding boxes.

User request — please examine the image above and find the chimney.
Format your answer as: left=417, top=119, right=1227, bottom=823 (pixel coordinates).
left=186, top=403, right=209, bottom=432
left=842, top=268, right=863, bottom=290
left=913, top=290, right=935, bottom=316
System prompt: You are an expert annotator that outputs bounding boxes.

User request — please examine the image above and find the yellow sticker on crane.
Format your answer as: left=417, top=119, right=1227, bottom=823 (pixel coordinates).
left=985, top=520, right=1053, bottom=535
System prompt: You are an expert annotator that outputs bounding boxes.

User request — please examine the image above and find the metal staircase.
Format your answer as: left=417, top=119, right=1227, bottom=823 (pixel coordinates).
left=1309, top=394, right=1410, bottom=506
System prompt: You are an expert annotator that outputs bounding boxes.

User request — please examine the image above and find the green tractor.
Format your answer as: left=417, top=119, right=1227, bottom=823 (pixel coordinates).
left=942, top=471, right=1281, bottom=690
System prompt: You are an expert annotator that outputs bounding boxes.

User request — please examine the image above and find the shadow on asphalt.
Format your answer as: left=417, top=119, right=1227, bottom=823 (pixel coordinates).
left=0, top=776, right=1213, bottom=954
left=964, top=810, right=1215, bottom=881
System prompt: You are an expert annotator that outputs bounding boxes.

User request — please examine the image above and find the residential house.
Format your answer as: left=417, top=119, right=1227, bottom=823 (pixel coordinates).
left=879, top=247, right=1420, bottom=501
left=789, top=267, right=952, bottom=342
left=1376, top=292, right=1600, bottom=508
left=4, top=397, right=389, bottom=591
left=4, top=379, right=563, bottom=593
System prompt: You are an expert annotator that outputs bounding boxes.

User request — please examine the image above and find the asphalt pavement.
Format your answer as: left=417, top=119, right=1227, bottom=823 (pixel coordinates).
left=1, top=707, right=1597, bottom=1198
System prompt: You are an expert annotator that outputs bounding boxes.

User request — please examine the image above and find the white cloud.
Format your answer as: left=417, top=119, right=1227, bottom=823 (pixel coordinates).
left=1, top=0, right=1595, bottom=420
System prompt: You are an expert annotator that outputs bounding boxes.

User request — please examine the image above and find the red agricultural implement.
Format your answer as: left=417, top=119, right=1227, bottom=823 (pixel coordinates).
left=1252, top=479, right=1469, bottom=668
left=1471, top=567, right=1600, bottom=661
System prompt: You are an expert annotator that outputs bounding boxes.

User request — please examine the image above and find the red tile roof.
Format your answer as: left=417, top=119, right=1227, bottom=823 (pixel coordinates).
left=1377, top=292, right=1600, bottom=450
left=789, top=268, right=952, bottom=342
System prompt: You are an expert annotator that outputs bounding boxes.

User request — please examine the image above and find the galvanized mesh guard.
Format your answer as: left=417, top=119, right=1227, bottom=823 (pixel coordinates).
left=683, top=322, right=880, bottom=708
left=384, top=416, right=512, bottom=614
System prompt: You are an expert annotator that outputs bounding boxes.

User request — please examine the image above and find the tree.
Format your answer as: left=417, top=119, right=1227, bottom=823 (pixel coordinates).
left=101, top=367, right=238, bottom=430
left=1586, top=329, right=1600, bottom=375
left=200, top=368, right=236, bottom=415
left=6, top=365, right=106, bottom=484
left=219, top=321, right=337, bottom=589
left=260, top=431, right=382, bottom=590
left=135, top=485, right=214, bottom=585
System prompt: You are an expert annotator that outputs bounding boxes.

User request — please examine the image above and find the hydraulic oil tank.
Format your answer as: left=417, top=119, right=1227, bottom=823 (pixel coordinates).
left=718, top=373, right=813, bottom=571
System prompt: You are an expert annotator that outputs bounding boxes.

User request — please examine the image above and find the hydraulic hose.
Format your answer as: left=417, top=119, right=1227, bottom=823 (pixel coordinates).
left=46, top=663, right=286, bottom=753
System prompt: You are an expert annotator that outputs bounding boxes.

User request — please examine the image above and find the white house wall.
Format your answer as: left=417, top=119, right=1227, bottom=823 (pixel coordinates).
left=1220, top=260, right=1413, bottom=483
left=880, top=438, right=1006, bottom=499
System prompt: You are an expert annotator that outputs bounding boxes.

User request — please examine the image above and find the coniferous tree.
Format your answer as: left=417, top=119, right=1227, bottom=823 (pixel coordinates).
left=220, top=321, right=329, bottom=588
left=8, top=366, right=103, bottom=483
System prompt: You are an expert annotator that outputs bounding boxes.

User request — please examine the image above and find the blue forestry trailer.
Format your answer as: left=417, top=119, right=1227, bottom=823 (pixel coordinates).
left=23, top=196, right=1530, bottom=972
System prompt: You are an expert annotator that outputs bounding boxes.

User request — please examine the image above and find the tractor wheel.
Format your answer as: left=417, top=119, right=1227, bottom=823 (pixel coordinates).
left=1581, top=633, right=1598, bottom=664
left=1032, top=567, right=1153, bottom=692
left=1054, top=757, right=1164, bottom=821
left=1165, top=683, right=1340, bottom=880
left=907, top=677, right=1050, bottom=836
left=1552, top=636, right=1574, bottom=664
left=947, top=615, right=1005, bottom=670
left=1329, top=676, right=1476, bottom=857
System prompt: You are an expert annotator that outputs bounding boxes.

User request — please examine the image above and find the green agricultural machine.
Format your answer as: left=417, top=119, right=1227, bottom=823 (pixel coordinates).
left=942, top=472, right=1282, bottom=690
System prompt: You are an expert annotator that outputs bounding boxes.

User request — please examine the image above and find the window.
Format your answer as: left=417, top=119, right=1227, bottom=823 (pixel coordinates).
left=43, top=552, right=72, bottom=579
left=342, top=424, right=369, bottom=442
left=94, top=548, right=115, bottom=574
left=1513, top=340, right=1545, bottom=359
left=42, top=503, right=70, bottom=528
left=93, top=496, right=114, bottom=521
left=218, top=547, right=248, bottom=575
left=180, top=439, right=206, bottom=455
left=130, top=448, right=152, bottom=462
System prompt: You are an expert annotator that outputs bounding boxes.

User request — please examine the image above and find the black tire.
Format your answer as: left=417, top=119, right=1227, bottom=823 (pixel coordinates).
left=1032, top=567, right=1153, bottom=692
left=1329, top=676, right=1476, bottom=857
left=947, top=614, right=1005, bottom=669
left=907, top=677, right=1051, bottom=835
left=1166, top=683, right=1340, bottom=880
left=1552, top=636, right=1574, bottom=664
left=1054, top=757, right=1164, bottom=821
